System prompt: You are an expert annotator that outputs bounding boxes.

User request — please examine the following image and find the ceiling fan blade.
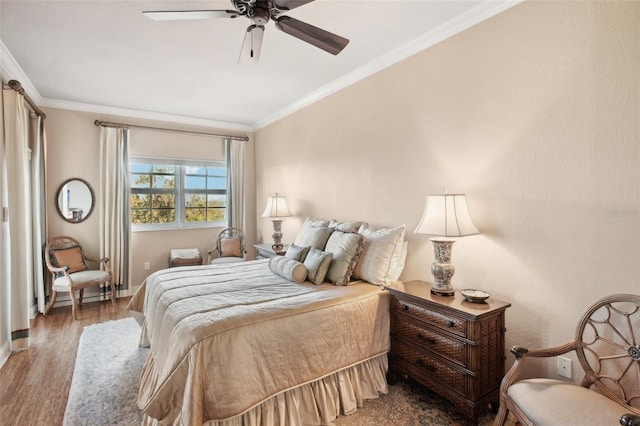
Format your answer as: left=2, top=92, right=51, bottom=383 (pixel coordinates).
left=142, top=10, right=238, bottom=21
left=273, top=0, right=316, bottom=11
left=275, top=16, right=349, bottom=56
left=238, top=25, right=265, bottom=65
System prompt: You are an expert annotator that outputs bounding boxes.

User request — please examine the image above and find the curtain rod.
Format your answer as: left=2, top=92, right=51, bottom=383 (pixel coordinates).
left=94, top=120, right=249, bottom=142
left=4, top=80, right=47, bottom=119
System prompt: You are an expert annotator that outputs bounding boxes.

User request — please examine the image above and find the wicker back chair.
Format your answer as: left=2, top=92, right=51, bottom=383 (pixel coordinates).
left=495, top=294, right=640, bottom=426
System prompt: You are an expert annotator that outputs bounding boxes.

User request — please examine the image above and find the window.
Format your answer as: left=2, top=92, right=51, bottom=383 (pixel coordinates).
left=130, top=158, right=227, bottom=230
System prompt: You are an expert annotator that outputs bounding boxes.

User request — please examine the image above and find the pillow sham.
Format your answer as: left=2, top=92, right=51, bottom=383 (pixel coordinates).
left=324, top=231, right=364, bottom=286
left=269, top=256, right=308, bottom=284
left=353, top=225, right=406, bottom=284
left=293, top=218, right=330, bottom=246
left=303, top=248, right=333, bottom=285
left=388, top=240, right=408, bottom=282
left=296, top=226, right=333, bottom=250
left=328, top=219, right=367, bottom=234
left=50, top=245, right=88, bottom=274
left=285, top=244, right=311, bottom=263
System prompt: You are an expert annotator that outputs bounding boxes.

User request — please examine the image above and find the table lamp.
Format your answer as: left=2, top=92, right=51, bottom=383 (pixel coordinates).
left=261, top=193, right=292, bottom=251
left=415, top=194, right=479, bottom=296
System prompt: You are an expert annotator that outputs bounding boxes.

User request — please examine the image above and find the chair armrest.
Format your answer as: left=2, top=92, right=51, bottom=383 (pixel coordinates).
left=85, top=256, right=109, bottom=264
left=499, top=340, right=579, bottom=405
left=511, top=341, right=578, bottom=359
left=49, top=265, right=69, bottom=274
left=620, top=414, right=640, bottom=426
left=207, top=249, right=219, bottom=264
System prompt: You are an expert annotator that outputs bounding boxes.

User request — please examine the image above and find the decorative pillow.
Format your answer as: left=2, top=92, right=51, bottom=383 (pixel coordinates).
left=296, top=226, right=333, bottom=250
left=324, top=231, right=364, bottom=286
left=328, top=219, right=367, bottom=234
left=285, top=244, right=311, bottom=263
left=220, top=237, right=242, bottom=257
left=353, top=225, right=406, bottom=284
left=269, top=256, right=308, bottom=284
left=387, top=240, right=408, bottom=282
left=303, top=248, right=333, bottom=285
left=294, top=218, right=330, bottom=246
left=50, top=245, right=88, bottom=274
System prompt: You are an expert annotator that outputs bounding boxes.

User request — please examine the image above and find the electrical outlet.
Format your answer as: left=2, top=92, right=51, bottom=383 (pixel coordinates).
left=558, top=356, right=572, bottom=379
left=144, top=261, right=150, bottom=271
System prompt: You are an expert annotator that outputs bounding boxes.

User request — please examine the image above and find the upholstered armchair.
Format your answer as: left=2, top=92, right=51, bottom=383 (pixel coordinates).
left=494, top=294, right=640, bottom=426
left=207, top=227, right=247, bottom=264
left=44, top=236, right=115, bottom=320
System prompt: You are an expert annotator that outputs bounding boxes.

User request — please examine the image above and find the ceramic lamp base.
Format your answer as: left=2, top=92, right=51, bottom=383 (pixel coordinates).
left=430, top=238, right=456, bottom=296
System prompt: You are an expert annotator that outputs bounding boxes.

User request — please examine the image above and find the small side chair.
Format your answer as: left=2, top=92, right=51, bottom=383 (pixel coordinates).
left=207, top=227, right=247, bottom=264
left=495, top=294, right=640, bottom=426
left=44, top=236, right=115, bottom=320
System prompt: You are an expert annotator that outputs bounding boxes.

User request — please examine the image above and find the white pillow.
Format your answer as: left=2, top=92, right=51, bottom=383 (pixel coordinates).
left=294, top=218, right=330, bottom=246
left=387, top=240, right=408, bottom=282
left=354, top=225, right=406, bottom=284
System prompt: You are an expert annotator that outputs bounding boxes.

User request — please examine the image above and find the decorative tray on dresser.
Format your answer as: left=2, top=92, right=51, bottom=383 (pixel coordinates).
left=385, top=280, right=511, bottom=425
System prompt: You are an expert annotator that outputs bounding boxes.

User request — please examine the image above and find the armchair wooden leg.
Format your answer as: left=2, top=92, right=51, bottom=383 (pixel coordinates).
left=44, top=290, right=57, bottom=316
left=109, top=281, right=116, bottom=305
left=494, top=402, right=509, bottom=426
left=69, top=289, right=78, bottom=321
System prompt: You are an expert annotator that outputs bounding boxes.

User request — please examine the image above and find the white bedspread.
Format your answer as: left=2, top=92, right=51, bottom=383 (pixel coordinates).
left=128, top=260, right=390, bottom=425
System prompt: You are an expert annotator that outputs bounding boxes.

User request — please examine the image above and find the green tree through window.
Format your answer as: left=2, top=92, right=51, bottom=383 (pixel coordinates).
left=130, top=160, right=226, bottom=229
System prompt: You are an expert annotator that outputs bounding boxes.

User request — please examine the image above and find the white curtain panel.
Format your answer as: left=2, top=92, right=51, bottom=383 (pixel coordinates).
left=1, top=88, right=34, bottom=352
left=226, top=138, right=245, bottom=230
left=30, top=117, right=47, bottom=313
left=99, top=127, right=130, bottom=289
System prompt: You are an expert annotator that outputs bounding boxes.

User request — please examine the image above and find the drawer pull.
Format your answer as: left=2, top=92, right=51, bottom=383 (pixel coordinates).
left=402, top=304, right=410, bottom=311
left=446, top=320, right=455, bottom=328
left=416, top=333, right=437, bottom=345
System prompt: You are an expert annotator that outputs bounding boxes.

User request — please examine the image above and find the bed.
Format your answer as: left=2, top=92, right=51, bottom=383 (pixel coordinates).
left=128, top=220, right=406, bottom=426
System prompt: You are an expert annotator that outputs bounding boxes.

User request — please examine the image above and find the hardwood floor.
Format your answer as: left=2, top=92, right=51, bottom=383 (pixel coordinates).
left=0, top=297, right=132, bottom=426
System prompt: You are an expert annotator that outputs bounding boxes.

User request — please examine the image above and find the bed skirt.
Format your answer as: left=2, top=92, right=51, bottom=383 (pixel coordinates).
left=142, top=353, right=389, bottom=426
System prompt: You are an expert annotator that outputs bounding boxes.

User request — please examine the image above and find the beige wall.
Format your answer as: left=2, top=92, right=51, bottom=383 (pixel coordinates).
left=254, top=1, right=640, bottom=378
left=43, top=108, right=255, bottom=295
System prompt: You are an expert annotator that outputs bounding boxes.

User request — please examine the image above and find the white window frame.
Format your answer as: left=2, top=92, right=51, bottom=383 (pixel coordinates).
left=130, top=157, right=227, bottom=232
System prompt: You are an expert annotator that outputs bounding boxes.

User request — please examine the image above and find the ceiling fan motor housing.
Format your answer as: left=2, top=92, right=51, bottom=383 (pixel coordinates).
left=233, top=0, right=275, bottom=24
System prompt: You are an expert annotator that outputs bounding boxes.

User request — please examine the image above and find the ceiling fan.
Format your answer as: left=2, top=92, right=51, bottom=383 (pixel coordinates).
left=143, top=0, right=349, bottom=64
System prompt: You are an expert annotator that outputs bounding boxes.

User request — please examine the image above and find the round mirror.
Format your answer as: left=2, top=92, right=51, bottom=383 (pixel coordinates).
left=56, top=178, right=95, bottom=223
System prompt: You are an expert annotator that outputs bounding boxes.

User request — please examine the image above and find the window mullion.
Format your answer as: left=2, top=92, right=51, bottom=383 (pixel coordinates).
left=177, top=166, right=184, bottom=226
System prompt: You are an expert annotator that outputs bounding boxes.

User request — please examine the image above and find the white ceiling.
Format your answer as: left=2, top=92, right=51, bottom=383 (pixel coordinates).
left=0, top=0, right=518, bottom=131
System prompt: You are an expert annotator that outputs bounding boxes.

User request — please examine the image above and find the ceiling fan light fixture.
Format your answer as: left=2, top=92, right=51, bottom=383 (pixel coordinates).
left=238, top=24, right=265, bottom=65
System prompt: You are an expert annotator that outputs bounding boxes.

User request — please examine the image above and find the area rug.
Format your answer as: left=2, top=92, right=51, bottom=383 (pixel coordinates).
left=63, top=317, right=147, bottom=426
left=64, top=317, right=495, bottom=425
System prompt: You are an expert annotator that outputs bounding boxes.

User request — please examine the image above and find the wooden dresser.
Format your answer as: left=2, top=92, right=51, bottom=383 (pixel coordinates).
left=385, top=280, right=510, bottom=424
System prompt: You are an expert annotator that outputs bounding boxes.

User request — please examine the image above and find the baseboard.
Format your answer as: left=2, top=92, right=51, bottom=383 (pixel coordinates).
left=52, top=287, right=137, bottom=308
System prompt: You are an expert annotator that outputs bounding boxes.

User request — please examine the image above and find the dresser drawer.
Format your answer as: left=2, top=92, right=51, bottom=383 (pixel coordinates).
left=393, top=339, right=467, bottom=395
left=391, top=297, right=467, bottom=337
left=394, top=318, right=466, bottom=366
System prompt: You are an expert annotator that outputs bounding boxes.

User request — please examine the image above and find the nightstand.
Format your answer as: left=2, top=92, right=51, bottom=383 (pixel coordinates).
left=385, top=280, right=510, bottom=424
left=254, top=244, right=288, bottom=259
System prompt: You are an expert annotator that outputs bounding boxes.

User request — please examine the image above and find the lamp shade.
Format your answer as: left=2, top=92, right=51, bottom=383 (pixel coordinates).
left=415, top=194, right=479, bottom=237
left=261, top=193, right=292, bottom=218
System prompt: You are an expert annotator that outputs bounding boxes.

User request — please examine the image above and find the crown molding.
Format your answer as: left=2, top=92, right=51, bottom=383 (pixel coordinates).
left=1, top=38, right=252, bottom=132
left=0, top=39, right=42, bottom=103
left=39, top=97, right=254, bottom=133
left=2, top=0, right=521, bottom=133
left=252, top=0, right=523, bottom=131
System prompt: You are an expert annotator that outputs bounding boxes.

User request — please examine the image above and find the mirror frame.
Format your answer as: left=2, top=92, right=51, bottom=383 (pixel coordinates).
left=56, top=178, right=95, bottom=223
